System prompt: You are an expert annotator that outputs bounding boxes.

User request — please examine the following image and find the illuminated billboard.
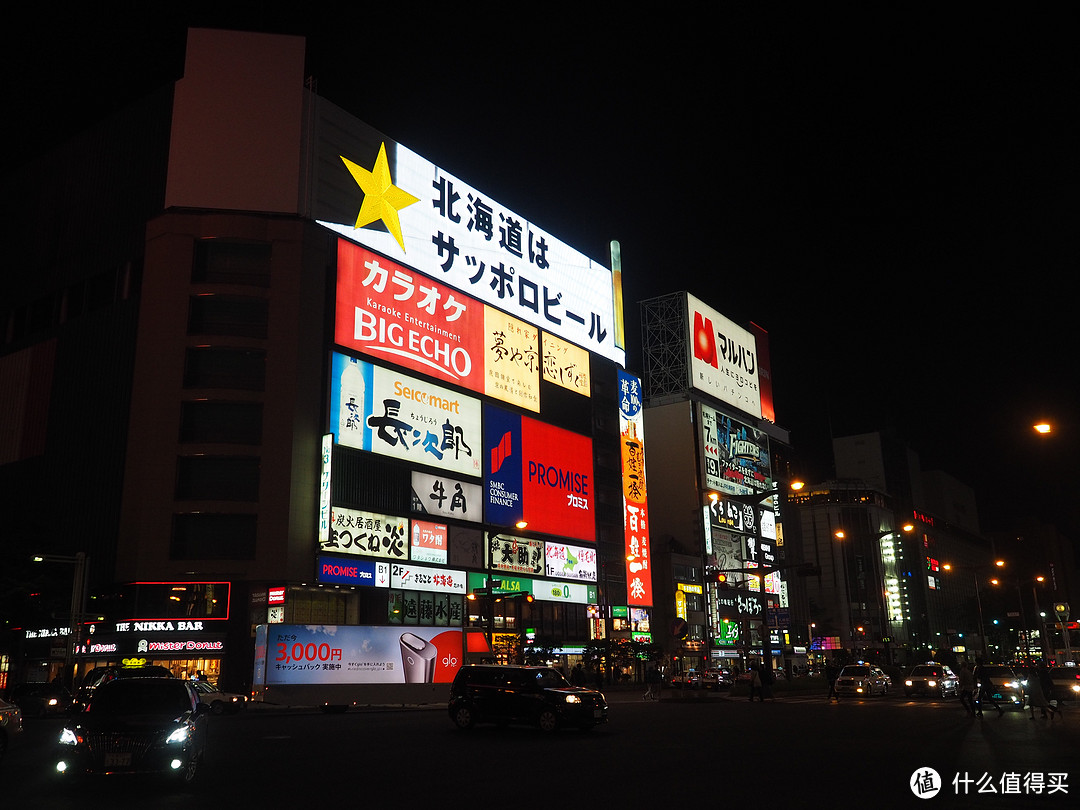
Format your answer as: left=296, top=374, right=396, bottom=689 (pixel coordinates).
left=545, top=541, right=597, bottom=582
left=410, top=471, right=482, bottom=523
left=263, top=625, right=462, bottom=685
left=542, top=332, right=591, bottom=396
left=700, top=403, right=772, bottom=496
left=313, top=120, right=623, bottom=366
left=330, top=352, right=482, bottom=478
left=483, top=404, right=595, bottom=543
left=687, top=293, right=761, bottom=418
left=410, top=520, right=448, bottom=565
left=323, top=506, right=407, bottom=559
left=487, top=533, right=545, bottom=577
left=335, top=239, right=541, bottom=412
left=619, top=369, right=653, bottom=606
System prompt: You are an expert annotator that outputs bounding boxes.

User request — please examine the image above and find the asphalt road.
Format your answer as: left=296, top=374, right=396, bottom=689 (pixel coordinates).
left=4, top=690, right=1076, bottom=808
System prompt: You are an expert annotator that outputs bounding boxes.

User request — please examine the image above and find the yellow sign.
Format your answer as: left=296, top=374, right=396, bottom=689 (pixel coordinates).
left=677, top=583, right=702, bottom=594
left=542, top=332, right=591, bottom=396
left=484, top=310, right=540, bottom=411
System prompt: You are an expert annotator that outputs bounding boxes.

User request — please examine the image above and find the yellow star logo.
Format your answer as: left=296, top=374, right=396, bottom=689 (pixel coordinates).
left=341, top=143, right=419, bottom=252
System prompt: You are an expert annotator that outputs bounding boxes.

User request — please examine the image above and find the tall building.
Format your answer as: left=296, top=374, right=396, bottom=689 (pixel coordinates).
left=639, top=292, right=792, bottom=676
left=1, top=28, right=648, bottom=697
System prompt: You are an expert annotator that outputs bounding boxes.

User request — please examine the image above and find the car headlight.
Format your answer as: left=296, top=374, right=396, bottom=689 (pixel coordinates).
left=1006, top=681, right=1019, bottom=689
left=565, top=694, right=581, bottom=704
left=166, top=725, right=192, bottom=744
left=58, top=728, right=81, bottom=746
left=928, top=680, right=937, bottom=687
left=905, top=680, right=913, bottom=686
left=1071, top=684, right=1080, bottom=693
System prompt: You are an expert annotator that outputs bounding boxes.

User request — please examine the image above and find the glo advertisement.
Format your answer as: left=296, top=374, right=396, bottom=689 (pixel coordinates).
left=265, top=625, right=462, bottom=685
left=335, top=239, right=485, bottom=391
left=330, top=352, right=482, bottom=478
left=484, top=404, right=595, bottom=542
left=313, top=123, right=623, bottom=367
left=618, top=369, right=653, bottom=606
left=687, top=293, right=761, bottom=419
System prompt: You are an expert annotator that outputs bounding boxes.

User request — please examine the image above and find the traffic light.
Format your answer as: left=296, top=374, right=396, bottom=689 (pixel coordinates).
left=717, top=573, right=730, bottom=590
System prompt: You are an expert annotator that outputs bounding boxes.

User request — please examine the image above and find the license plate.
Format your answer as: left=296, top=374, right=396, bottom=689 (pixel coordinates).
left=105, top=753, right=132, bottom=767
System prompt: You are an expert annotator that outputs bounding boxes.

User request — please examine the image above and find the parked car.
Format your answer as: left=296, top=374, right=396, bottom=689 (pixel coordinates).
left=448, top=665, right=608, bottom=732
left=975, top=664, right=1024, bottom=707
left=56, top=677, right=209, bottom=782
left=834, top=664, right=890, bottom=697
left=1047, top=666, right=1080, bottom=702
left=904, top=664, right=959, bottom=698
left=0, top=697, right=24, bottom=762
left=191, top=680, right=248, bottom=714
left=9, top=683, right=76, bottom=717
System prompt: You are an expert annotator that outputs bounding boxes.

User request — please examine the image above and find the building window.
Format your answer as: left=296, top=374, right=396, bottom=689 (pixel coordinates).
left=183, top=347, right=265, bottom=391
left=193, top=240, right=271, bottom=287
left=171, top=513, right=257, bottom=559
left=180, top=401, right=263, bottom=445
left=175, top=456, right=260, bottom=501
left=188, top=294, right=269, bottom=339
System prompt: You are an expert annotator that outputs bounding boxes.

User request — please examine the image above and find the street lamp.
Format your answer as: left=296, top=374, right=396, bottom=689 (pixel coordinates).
left=942, top=559, right=1004, bottom=660
left=31, top=552, right=90, bottom=690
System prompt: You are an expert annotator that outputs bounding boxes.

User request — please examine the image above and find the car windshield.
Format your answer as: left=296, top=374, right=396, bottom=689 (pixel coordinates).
left=843, top=666, right=870, bottom=675
left=980, top=666, right=1012, bottom=677
left=912, top=667, right=941, bottom=676
left=89, top=681, right=190, bottom=717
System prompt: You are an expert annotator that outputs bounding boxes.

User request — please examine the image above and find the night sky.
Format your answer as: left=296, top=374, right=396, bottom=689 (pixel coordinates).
left=6, top=8, right=1076, bottom=534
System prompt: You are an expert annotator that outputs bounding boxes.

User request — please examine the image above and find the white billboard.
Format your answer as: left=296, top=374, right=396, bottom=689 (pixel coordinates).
left=545, top=541, right=597, bottom=582
left=315, top=120, right=623, bottom=366
left=687, top=293, right=761, bottom=418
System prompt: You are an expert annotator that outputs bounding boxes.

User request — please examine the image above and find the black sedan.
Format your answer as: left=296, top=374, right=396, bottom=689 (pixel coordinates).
left=56, top=678, right=209, bottom=782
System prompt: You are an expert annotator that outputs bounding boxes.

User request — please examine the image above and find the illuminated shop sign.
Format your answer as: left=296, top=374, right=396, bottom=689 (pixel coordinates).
left=483, top=405, right=595, bottom=542
left=541, top=332, right=590, bottom=396
left=319, top=434, right=333, bottom=547
left=545, top=541, right=597, bottom=582
left=618, top=370, right=652, bottom=606
left=391, top=563, right=466, bottom=594
left=410, top=520, right=448, bottom=565
left=687, top=293, right=761, bottom=418
left=487, top=533, right=545, bottom=577
left=330, top=352, right=482, bottom=478
left=468, top=573, right=596, bottom=604
left=315, top=127, right=622, bottom=366
left=323, top=505, right=408, bottom=559
left=700, top=403, right=772, bottom=496
left=268, top=587, right=286, bottom=605
left=263, top=625, right=463, bottom=685
left=316, top=555, right=390, bottom=587
left=410, top=471, right=482, bottom=523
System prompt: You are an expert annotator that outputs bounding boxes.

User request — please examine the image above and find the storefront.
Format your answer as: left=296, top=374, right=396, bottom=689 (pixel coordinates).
left=76, top=620, right=228, bottom=683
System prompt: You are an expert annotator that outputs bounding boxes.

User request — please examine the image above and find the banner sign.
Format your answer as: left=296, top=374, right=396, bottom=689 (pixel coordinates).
left=263, top=624, right=463, bottom=684
left=410, top=520, right=448, bottom=565
left=331, top=352, right=482, bottom=478
left=687, top=293, right=761, bottom=418
left=410, top=471, right=482, bottom=523
left=487, top=533, right=545, bottom=577
left=390, top=562, right=466, bottom=594
left=483, top=404, right=595, bottom=542
left=545, top=541, right=597, bottom=582
left=618, top=369, right=653, bottom=606
left=317, top=555, right=390, bottom=587
left=314, top=123, right=623, bottom=366
left=323, top=506, right=408, bottom=559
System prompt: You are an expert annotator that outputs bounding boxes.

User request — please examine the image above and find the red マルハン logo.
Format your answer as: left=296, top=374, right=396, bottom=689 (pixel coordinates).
left=693, top=311, right=718, bottom=368
left=490, top=431, right=513, bottom=474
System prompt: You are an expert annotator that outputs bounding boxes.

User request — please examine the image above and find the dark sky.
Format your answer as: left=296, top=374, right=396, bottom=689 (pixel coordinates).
left=6, top=7, right=1076, bottom=532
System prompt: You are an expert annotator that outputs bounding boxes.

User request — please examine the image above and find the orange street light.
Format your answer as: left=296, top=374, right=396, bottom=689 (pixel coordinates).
left=1034, top=423, right=1051, bottom=434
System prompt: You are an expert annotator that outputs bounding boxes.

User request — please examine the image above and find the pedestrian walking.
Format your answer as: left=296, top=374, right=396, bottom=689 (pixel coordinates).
left=643, top=663, right=661, bottom=700
left=825, top=661, right=840, bottom=702
left=973, top=660, right=1004, bottom=717
left=957, top=662, right=976, bottom=715
left=1028, top=662, right=1060, bottom=719
left=749, top=662, right=763, bottom=702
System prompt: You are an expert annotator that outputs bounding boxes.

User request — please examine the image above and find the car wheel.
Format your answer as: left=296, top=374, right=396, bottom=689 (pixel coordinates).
left=537, top=708, right=559, bottom=733
left=210, top=701, right=225, bottom=716
left=452, top=705, right=474, bottom=730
